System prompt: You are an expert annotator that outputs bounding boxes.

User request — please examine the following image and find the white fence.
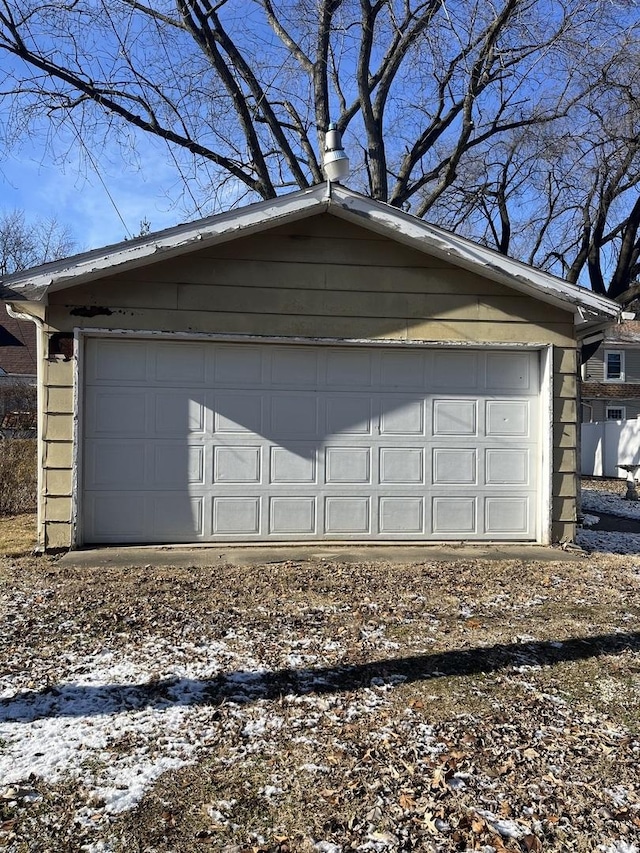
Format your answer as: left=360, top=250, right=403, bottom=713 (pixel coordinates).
left=581, top=419, right=640, bottom=477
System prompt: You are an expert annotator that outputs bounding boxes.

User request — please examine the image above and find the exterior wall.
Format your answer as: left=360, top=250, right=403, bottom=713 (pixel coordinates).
left=584, top=346, right=640, bottom=383
left=41, top=214, right=578, bottom=548
left=584, top=399, right=640, bottom=422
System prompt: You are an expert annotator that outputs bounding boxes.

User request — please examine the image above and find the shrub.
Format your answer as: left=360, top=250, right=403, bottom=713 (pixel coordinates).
left=0, top=438, right=37, bottom=515
left=0, top=380, right=37, bottom=418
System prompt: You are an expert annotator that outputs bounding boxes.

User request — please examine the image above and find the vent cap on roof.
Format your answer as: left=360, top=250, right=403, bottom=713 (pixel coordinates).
left=323, top=123, right=349, bottom=183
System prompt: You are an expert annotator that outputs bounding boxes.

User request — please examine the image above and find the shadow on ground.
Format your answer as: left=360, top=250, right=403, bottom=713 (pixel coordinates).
left=2, top=631, right=639, bottom=723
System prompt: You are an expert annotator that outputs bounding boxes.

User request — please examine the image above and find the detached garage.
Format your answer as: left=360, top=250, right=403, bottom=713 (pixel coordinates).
left=0, top=184, right=620, bottom=550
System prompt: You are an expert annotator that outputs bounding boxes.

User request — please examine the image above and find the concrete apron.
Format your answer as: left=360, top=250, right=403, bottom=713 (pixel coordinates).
left=58, top=542, right=584, bottom=569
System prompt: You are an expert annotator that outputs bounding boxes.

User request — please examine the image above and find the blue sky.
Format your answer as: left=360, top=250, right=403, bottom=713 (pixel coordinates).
left=0, top=127, right=204, bottom=252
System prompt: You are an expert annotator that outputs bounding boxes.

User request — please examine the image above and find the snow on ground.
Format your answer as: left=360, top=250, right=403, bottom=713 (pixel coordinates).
left=578, top=484, right=640, bottom=553
left=581, top=486, right=640, bottom=519
left=0, top=624, right=399, bottom=831
left=578, top=529, right=640, bottom=554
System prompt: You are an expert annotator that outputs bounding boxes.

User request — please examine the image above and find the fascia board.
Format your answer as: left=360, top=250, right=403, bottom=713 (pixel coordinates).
left=329, top=189, right=620, bottom=322
left=0, top=187, right=329, bottom=300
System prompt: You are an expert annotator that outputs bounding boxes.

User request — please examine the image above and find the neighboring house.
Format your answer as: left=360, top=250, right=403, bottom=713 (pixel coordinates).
left=0, top=305, right=37, bottom=433
left=0, top=305, right=37, bottom=382
left=0, top=184, right=620, bottom=551
left=581, top=321, right=640, bottom=422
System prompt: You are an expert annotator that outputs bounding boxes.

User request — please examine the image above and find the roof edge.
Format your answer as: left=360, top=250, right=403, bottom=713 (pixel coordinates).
left=0, top=182, right=622, bottom=324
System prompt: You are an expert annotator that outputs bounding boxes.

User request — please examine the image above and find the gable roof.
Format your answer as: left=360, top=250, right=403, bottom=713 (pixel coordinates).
left=0, top=183, right=620, bottom=332
left=0, top=305, right=37, bottom=376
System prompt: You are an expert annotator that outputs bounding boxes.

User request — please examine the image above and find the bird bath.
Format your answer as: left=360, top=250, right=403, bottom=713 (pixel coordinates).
left=619, top=464, right=640, bottom=501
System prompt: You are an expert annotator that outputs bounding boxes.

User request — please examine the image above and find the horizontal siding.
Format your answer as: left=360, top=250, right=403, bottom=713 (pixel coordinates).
left=44, top=305, right=575, bottom=346
left=553, top=345, right=578, bottom=541
left=41, top=213, right=579, bottom=547
left=586, top=346, right=640, bottom=383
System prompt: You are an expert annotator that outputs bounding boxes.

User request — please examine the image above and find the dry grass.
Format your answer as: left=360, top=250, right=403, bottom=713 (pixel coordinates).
left=582, top=476, right=626, bottom=494
left=0, top=512, right=36, bottom=556
left=0, top=440, right=36, bottom=516
left=1, top=550, right=640, bottom=852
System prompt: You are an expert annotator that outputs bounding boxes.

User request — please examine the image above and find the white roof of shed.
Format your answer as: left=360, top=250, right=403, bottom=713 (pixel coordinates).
left=0, top=183, right=621, bottom=331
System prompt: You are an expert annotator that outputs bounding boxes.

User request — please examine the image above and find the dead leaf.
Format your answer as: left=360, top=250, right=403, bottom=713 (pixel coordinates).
left=399, top=792, right=416, bottom=810
left=522, top=834, right=543, bottom=852
left=471, top=816, right=486, bottom=833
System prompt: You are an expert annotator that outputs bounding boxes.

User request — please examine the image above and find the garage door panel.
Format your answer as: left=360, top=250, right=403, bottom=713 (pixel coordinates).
left=379, top=497, right=424, bottom=534
left=86, top=442, right=146, bottom=487
left=326, top=396, right=372, bottom=435
left=272, top=347, right=318, bottom=385
left=486, top=352, right=532, bottom=391
left=87, top=493, right=148, bottom=539
left=214, top=394, right=263, bottom=433
left=325, top=447, right=371, bottom=484
left=154, top=343, right=206, bottom=384
left=270, top=497, right=316, bottom=535
left=214, top=446, right=261, bottom=484
left=271, top=394, right=319, bottom=438
left=214, top=345, right=262, bottom=385
left=485, top=449, right=530, bottom=485
left=433, top=400, right=477, bottom=436
left=432, top=351, right=479, bottom=389
left=87, top=389, right=148, bottom=436
left=486, top=400, right=530, bottom=436
left=212, top=496, right=261, bottom=534
left=151, top=444, right=205, bottom=487
left=485, top=496, right=529, bottom=534
left=87, top=339, right=148, bottom=383
left=326, top=349, right=372, bottom=387
left=380, top=398, right=424, bottom=435
left=155, top=393, right=205, bottom=434
left=325, top=497, right=370, bottom=534
left=432, top=497, right=477, bottom=534
left=379, top=447, right=424, bottom=484
left=152, top=495, right=204, bottom=538
left=83, top=340, right=540, bottom=543
left=432, top=448, right=477, bottom=484
left=380, top=350, right=425, bottom=388
left=270, top=446, right=317, bottom=483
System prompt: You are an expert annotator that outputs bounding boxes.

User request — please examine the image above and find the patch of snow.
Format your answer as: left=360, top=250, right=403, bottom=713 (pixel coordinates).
left=581, top=513, right=600, bottom=527
left=577, top=529, right=640, bottom=554
left=582, top=488, right=640, bottom=519
left=477, top=808, right=527, bottom=839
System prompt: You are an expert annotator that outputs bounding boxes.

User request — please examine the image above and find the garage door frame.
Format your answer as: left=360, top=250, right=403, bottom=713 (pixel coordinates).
left=70, top=329, right=554, bottom=546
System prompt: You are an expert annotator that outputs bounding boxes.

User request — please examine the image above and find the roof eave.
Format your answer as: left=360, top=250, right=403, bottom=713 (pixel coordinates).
left=0, top=186, right=330, bottom=301
left=0, top=182, right=622, bottom=327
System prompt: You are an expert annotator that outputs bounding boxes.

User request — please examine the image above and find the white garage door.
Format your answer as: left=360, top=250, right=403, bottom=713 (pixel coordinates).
left=82, top=338, right=540, bottom=543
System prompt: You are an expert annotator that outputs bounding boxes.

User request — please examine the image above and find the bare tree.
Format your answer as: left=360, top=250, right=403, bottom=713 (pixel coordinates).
left=0, top=210, right=75, bottom=276
left=0, top=0, right=637, bottom=296
left=428, top=22, right=640, bottom=300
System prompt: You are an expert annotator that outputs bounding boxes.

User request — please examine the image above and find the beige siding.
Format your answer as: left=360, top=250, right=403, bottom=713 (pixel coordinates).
left=552, top=347, right=578, bottom=542
left=41, top=214, right=578, bottom=548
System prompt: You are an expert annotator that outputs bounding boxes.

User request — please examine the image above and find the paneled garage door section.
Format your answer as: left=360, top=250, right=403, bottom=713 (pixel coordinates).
left=82, top=339, right=540, bottom=543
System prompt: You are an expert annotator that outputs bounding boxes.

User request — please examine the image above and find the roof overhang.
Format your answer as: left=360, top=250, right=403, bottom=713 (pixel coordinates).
left=0, top=183, right=621, bottom=333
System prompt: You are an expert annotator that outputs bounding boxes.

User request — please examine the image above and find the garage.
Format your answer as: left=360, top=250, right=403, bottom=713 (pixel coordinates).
left=1, top=184, right=621, bottom=549
left=82, top=337, right=540, bottom=543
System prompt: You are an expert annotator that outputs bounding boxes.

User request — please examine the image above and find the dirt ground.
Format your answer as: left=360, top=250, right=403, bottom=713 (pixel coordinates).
left=1, top=534, right=640, bottom=852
